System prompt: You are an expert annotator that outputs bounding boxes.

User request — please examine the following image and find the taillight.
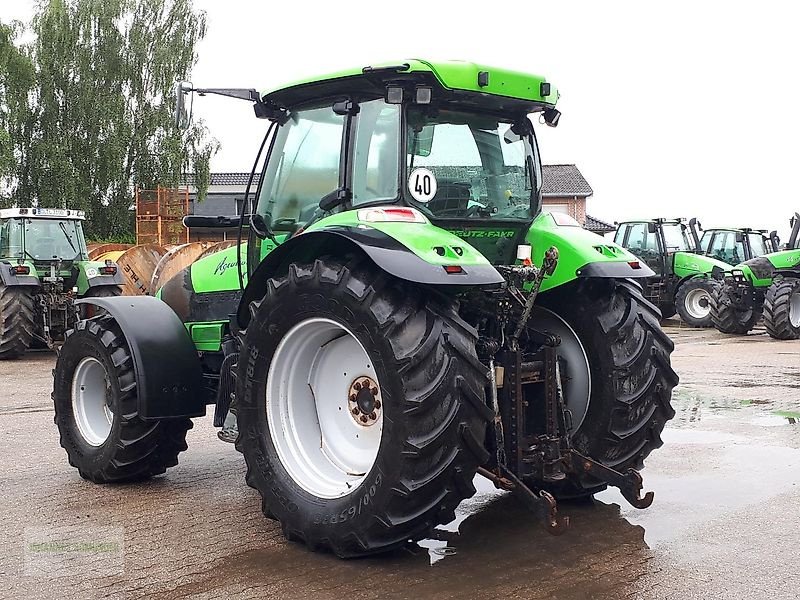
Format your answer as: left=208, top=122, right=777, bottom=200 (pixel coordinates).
left=10, top=265, right=30, bottom=275
left=357, top=207, right=427, bottom=223
left=99, top=260, right=117, bottom=275
left=443, top=265, right=464, bottom=274
left=628, top=261, right=641, bottom=269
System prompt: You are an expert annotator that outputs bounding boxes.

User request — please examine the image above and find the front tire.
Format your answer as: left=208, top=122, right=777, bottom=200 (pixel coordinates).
left=539, top=279, right=678, bottom=498
left=0, top=285, right=35, bottom=360
left=710, top=282, right=761, bottom=334
left=675, top=278, right=717, bottom=328
left=763, top=277, right=800, bottom=340
left=235, top=257, right=491, bottom=557
left=53, top=316, right=192, bottom=482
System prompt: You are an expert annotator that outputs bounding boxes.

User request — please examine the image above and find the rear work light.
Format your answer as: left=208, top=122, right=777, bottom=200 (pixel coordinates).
left=10, top=264, right=30, bottom=275
left=357, top=207, right=427, bottom=224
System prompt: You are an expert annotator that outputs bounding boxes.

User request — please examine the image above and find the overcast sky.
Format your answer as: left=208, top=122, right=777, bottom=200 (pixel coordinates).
left=4, top=1, right=800, bottom=237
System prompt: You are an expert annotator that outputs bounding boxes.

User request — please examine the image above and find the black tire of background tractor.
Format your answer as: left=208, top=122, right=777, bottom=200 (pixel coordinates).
left=538, top=279, right=678, bottom=499
left=81, top=285, right=122, bottom=319
left=235, top=257, right=492, bottom=558
left=53, top=315, right=192, bottom=482
left=0, top=285, right=35, bottom=360
left=710, top=282, right=761, bottom=334
left=763, top=277, right=800, bottom=340
left=675, top=278, right=718, bottom=328
left=658, top=303, right=677, bottom=319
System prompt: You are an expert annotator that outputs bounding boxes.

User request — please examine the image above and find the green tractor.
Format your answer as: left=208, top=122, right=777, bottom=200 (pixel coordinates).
left=699, top=226, right=779, bottom=264
left=0, top=208, right=123, bottom=358
left=613, top=218, right=732, bottom=327
left=711, top=212, right=800, bottom=338
left=52, top=60, right=677, bottom=556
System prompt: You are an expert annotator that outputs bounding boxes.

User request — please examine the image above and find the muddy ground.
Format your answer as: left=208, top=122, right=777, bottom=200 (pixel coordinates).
left=0, top=321, right=798, bottom=599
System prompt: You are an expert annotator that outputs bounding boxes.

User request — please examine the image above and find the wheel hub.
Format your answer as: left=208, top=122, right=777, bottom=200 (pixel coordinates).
left=348, top=376, right=381, bottom=425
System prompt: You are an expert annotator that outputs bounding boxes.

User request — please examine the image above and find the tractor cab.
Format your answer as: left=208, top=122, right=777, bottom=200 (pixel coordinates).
left=0, top=207, right=89, bottom=273
left=613, top=218, right=696, bottom=277
left=698, top=226, right=775, bottom=264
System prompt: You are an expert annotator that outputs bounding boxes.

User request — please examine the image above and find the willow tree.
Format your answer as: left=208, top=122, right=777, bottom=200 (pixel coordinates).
left=22, top=0, right=216, bottom=238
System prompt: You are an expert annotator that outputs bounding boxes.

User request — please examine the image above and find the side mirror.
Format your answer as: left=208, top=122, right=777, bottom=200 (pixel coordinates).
left=250, top=213, right=271, bottom=240
left=174, top=81, right=193, bottom=129
left=647, top=222, right=657, bottom=234
left=735, top=231, right=744, bottom=243
left=542, top=107, right=561, bottom=127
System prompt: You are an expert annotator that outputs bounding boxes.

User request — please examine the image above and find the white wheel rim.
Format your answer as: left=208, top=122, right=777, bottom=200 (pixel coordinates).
left=790, top=292, right=800, bottom=328
left=684, top=287, right=711, bottom=320
left=266, top=317, right=383, bottom=499
left=531, top=308, right=592, bottom=433
left=71, top=357, right=113, bottom=446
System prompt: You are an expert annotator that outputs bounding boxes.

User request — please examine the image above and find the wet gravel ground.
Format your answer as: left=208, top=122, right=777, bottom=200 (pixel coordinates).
left=1, top=321, right=798, bottom=599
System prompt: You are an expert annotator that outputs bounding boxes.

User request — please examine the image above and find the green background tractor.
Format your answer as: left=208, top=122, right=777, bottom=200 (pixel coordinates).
left=711, top=212, right=800, bottom=338
left=52, top=60, right=677, bottom=556
left=0, top=208, right=123, bottom=359
left=613, top=218, right=731, bottom=327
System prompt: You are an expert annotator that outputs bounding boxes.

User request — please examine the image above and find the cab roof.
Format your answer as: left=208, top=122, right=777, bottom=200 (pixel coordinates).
left=261, top=59, right=558, bottom=112
left=0, top=208, right=85, bottom=220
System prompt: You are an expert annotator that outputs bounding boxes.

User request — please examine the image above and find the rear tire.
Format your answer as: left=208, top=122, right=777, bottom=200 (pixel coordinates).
left=675, top=278, right=717, bottom=328
left=0, top=285, right=35, bottom=360
left=763, top=277, right=800, bottom=340
left=235, top=257, right=491, bottom=557
left=710, top=282, right=761, bottom=334
left=539, top=279, right=678, bottom=498
left=53, top=316, right=192, bottom=482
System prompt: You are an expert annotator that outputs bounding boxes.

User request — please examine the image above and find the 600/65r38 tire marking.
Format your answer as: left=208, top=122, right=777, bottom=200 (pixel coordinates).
left=235, top=257, right=492, bottom=557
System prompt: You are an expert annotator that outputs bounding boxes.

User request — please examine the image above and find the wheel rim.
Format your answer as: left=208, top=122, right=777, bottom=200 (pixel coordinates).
left=266, top=317, right=383, bottom=499
left=71, top=357, right=113, bottom=446
left=684, top=287, right=711, bottom=320
left=530, top=308, right=592, bottom=433
left=790, top=292, right=800, bottom=328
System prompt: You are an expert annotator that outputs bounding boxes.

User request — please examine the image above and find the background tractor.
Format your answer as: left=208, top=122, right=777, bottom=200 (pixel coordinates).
left=613, top=218, right=732, bottom=327
left=0, top=208, right=123, bottom=359
left=711, top=212, right=800, bottom=338
left=52, top=60, right=677, bottom=557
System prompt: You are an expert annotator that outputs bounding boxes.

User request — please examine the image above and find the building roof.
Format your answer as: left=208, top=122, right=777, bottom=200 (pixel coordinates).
left=584, top=214, right=615, bottom=234
left=541, top=164, right=593, bottom=198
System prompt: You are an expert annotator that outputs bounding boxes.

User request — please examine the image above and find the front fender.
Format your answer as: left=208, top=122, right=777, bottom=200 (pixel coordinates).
left=75, top=296, right=206, bottom=420
left=238, top=226, right=503, bottom=328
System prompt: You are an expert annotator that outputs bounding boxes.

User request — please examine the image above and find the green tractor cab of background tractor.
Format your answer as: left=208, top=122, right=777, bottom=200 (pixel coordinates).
left=711, top=212, right=800, bottom=338
left=0, top=208, right=123, bottom=358
left=53, top=60, right=677, bottom=557
left=699, top=225, right=779, bottom=264
left=614, top=217, right=732, bottom=327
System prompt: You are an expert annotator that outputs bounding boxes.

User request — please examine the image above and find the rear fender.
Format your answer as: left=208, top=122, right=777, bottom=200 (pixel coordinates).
left=74, top=296, right=206, bottom=420
left=238, top=226, right=503, bottom=328
left=0, top=260, right=40, bottom=287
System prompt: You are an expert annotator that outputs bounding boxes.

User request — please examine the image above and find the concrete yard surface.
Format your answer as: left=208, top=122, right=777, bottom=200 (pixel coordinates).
left=0, top=322, right=798, bottom=599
